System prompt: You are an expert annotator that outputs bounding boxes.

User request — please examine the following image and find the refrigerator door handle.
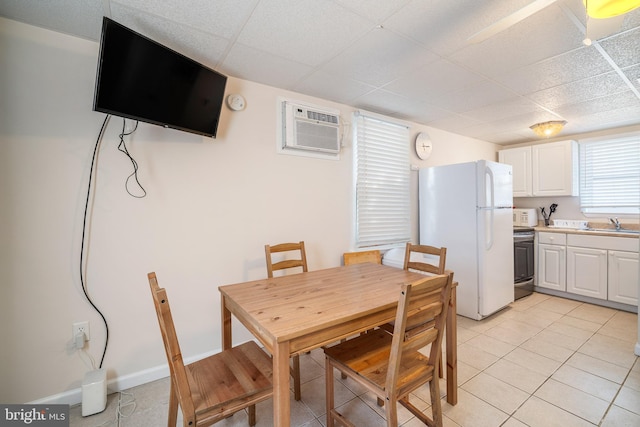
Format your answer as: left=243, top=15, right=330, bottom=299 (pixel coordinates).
left=485, top=165, right=495, bottom=209
left=485, top=166, right=494, bottom=250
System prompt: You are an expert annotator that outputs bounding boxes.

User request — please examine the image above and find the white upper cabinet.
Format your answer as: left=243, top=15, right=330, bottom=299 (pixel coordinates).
left=531, top=140, right=578, bottom=197
left=499, top=140, right=578, bottom=197
left=498, top=146, right=532, bottom=197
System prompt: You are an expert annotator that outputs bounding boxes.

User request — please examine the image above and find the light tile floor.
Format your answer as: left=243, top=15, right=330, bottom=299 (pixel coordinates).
left=69, top=293, right=640, bottom=426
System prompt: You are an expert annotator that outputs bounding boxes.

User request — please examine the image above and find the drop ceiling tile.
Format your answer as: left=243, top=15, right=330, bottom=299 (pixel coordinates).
left=599, top=27, right=640, bottom=68
left=555, top=90, right=640, bottom=117
left=469, top=127, right=533, bottom=145
left=405, top=105, right=461, bottom=125
left=112, top=0, right=257, bottom=39
left=293, top=70, right=376, bottom=105
left=621, top=64, right=640, bottom=89
left=452, top=120, right=533, bottom=145
left=387, top=0, right=560, bottom=59
left=236, top=0, right=371, bottom=67
left=382, top=0, right=505, bottom=55
left=423, top=113, right=484, bottom=133
left=430, top=80, right=517, bottom=113
left=221, top=42, right=314, bottom=89
left=320, top=27, right=438, bottom=88
left=495, top=47, right=612, bottom=95
left=333, top=0, right=411, bottom=23
left=354, top=89, right=449, bottom=122
left=0, top=0, right=104, bottom=40
left=453, top=108, right=562, bottom=144
left=383, top=58, right=484, bottom=100
left=563, top=105, right=640, bottom=132
left=450, top=5, right=585, bottom=78
left=527, top=71, right=630, bottom=109
left=462, top=97, right=550, bottom=122
left=111, top=4, right=229, bottom=69
left=488, top=113, right=555, bottom=136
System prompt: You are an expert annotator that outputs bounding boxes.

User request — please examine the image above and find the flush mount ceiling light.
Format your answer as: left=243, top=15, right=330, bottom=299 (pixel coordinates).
left=529, top=120, right=567, bottom=138
left=584, top=0, right=640, bottom=18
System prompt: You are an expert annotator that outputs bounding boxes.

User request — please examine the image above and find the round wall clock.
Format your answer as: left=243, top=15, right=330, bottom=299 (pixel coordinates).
left=226, top=94, right=246, bottom=111
left=415, top=132, right=433, bottom=160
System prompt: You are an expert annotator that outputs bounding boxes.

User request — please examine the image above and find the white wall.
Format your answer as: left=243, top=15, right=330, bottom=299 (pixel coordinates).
left=0, top=17, right=499, bottom=404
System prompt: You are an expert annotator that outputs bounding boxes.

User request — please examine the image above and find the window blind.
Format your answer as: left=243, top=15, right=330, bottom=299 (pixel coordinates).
left=579, top=137, right=640, bottom=215
left=354, top=112, right=410, bottom=248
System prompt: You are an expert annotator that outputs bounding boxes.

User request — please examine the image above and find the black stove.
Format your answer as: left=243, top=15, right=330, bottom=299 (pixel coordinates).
left=513, top=227, right=534, bottom=299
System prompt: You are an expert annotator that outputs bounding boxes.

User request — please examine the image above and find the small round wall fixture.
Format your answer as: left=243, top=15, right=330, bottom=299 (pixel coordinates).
left=414, top=132, right=433, bottom=160
left=226, top=94, right=246, bottom=111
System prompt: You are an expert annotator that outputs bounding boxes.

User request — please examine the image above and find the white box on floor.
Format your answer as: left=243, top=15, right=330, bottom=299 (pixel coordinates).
left=82, top=369, right=106, bottom=416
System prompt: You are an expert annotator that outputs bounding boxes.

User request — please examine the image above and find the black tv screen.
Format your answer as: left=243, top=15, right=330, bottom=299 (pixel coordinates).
left=93, top=17, right=227, bottom=138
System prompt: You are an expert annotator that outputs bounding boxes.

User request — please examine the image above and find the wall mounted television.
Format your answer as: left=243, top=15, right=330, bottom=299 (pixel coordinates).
left=93, top=17, right=227, bottom=138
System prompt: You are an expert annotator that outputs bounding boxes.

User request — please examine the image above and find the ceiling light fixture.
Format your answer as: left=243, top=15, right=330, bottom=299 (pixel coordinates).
left=584, top=0, right=640, bottom=19
left=529, top=120, right=567, bottom=138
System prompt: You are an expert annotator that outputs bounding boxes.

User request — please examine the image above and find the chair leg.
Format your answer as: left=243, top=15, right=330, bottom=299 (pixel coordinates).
left=384, top=396, right=399, bottom=427
left=438, top=350, right=444, bottom=378
left=430, top=379, right=443, bottom=427
left=248, top=404, right=256, bottom=426
left=340, top=339, right=347, bottom=379
left=167, top=381, right=178, bottom=427
left=325, top=358, right=335, bottom=427
left=292, top=354, right=302, bottom=401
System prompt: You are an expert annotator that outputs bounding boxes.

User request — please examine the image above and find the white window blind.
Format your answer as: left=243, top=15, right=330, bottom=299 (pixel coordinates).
left=354, top=112, right=410, bottom=248
left=579, top=136, right=640, bottom=215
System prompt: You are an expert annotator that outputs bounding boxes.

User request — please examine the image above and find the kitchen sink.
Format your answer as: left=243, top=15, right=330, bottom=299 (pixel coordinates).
left=586, top=228, right=640, bottom=234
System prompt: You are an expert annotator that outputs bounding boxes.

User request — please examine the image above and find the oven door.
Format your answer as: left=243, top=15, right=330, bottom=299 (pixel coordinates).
left=514, top=232, right=534, bottom=300
left=514, top=238, right=534, bottom=282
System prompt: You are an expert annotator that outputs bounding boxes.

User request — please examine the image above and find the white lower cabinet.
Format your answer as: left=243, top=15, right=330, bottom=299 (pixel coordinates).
left=608, top=250, right=639, bottom=305
left=538, top=243, right=566, bottom=291
left=537, top=232, right=566, bottom=291
left=536, top=232, right=639, bottom=307
left=567, top=246, right=607, bottom=300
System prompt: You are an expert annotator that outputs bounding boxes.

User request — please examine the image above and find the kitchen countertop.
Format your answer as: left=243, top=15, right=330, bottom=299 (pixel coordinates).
left=534, top=222, right=640, bottom=238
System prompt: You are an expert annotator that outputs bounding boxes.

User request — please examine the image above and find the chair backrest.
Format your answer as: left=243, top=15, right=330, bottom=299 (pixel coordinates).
left=343, top=250, right=382, bottom=266
left=403, top=242, right=447, bottom=275
left=386, top=272, right=453, bottom=395
left=264, top=241, right=308, bottom=278
left=147, top=272, right=196, bottom=418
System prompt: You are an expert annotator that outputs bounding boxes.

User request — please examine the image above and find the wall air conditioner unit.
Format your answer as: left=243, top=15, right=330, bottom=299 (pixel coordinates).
left=282, top=101, right=341, bottom=154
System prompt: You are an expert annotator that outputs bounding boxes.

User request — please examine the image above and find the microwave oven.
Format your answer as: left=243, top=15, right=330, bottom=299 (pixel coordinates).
left=513, top=208, right=538, bottom=227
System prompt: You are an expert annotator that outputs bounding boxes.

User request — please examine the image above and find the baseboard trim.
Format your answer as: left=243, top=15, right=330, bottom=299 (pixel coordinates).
left=532, top=287, right=638, bottom=313
left=29, top=349, right=217, bottom=406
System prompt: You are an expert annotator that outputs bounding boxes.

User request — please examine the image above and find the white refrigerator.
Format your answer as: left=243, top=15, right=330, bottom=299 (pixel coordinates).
left=419, top=160, right=514, bottom=320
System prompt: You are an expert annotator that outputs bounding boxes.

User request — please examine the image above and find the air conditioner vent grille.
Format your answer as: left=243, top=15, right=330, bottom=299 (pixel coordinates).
left=307, top=111, right=338, bottom=124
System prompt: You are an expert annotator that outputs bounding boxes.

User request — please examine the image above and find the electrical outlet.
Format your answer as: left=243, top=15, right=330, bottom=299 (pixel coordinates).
left=72, top=321, right=90, bottom=341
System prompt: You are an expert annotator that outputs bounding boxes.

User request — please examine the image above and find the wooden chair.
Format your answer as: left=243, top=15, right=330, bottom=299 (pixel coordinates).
left=265, top=241, right=308, bottom=278
left=148, top=272, right=273, bottom=427
left=324, top=272, right=453, bottom=427
left=264, top=241, right=307, bottom=400
left=404, top=242, right=447, bottom=275
left=343, top=249, right=382, bottom=266
left=403, top=242, right=447, bottom=380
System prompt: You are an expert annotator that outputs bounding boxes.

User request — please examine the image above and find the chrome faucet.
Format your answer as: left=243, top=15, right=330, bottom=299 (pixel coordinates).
left=609, top=217, right=621, bottom=230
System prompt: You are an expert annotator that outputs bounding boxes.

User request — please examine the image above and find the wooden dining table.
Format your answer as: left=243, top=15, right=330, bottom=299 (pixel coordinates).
left=219, top=262, right=458, bottom=427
